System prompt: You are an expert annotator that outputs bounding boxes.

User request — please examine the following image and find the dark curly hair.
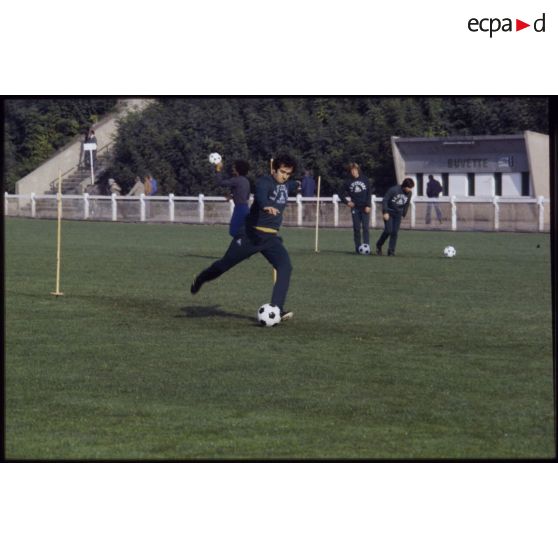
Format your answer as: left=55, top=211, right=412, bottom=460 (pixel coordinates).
left=402, top=178, right=415, bottom=189
left=272, top=153, right=297, bottom=174
left=233, top=160, right=250, bottom=176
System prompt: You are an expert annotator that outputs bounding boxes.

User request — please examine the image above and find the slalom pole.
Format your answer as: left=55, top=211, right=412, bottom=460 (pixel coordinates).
left=314, top=175, right=321, bottom=253
left=271, top=157, right=276, bottom=284
left=51, top=170, right=64, bottom=296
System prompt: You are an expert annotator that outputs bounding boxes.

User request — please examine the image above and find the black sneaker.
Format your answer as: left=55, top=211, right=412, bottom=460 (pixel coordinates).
left=190, top=275, right=203, bottom=294
left=375, top=247, right=383, bottom=256
left=280, top=310, right=294, bottom=322
left=387, top=250, right=395, bottom=256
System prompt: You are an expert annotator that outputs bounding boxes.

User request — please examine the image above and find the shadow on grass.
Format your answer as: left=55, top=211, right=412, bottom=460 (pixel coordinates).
left=177, top=305, right=253, bottom=322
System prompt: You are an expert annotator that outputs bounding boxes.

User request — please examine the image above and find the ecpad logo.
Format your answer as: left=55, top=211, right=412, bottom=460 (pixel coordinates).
left=468, top=13, right=546, bottom=37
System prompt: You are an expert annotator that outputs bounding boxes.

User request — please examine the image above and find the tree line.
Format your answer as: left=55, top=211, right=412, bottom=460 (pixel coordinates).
left=4, top=97, right=548, bottom=196
left=4, top=98, right=117, bottom=192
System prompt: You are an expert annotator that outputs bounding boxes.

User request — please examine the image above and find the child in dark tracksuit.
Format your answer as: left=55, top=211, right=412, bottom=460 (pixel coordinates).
left=376, top=178, right=415, bottom=256
left=191, top=153, right=298, bottom=321
left=341, top=163, right=373, bottom=253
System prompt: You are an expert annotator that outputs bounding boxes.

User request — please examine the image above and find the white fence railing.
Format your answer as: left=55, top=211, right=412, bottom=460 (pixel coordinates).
left=4, top=192, right=550, bottom=232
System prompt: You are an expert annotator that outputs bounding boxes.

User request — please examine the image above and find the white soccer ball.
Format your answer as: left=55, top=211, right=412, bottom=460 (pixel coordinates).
left=208, top=152, right=222, bottom=165
left=358, top=243, right=371, bottom=255
left=257, top=303, right=281, bottom=327
left=443, top=245, right=456, bottom=258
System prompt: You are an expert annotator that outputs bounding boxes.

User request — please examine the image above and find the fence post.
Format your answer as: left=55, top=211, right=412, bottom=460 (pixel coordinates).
left=333, top=194, right=340, bottom=227
left=169, top=193, right=175, bottom=223
left=370, top=194, right=376, bottom=228
left=31, top=192, right=36, bottom=218
left=198, top=193, right=205, bottom=223
left=451, top=196, right=457, bottom=231
left=296, top=194, right=303, bottom=226
left=537, top=196, right=545, bottom=232
left=83, top=193, right=89, bottom=220
left=492, top=196, right=500, bottom=231
left=410, top=196, right=416, bottom=229
left=111, top=193, right=117, bottom=221
left=229, top=199, right=234, bottom=217
left=140, top=193, right=146, bottom=222
left=5, top=192, right=9, bottom=216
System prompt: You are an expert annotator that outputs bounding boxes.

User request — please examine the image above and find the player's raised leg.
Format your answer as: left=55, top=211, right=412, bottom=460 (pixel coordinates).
left=191, top=234, right=258, bottom=294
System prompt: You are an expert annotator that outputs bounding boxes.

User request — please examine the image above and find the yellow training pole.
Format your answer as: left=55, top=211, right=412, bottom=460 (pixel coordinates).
left=51, top=170, right=64, bottom=296
left=273, top=268, right=277, bottom=284
left=314, top=175, right=321, bottom=252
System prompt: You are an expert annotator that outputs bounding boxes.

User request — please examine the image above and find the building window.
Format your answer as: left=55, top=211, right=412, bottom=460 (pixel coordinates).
left=416, top=173, right=423, bottom=196
left=495, top=173, right=502, bottom=196
left=442, top=173, right=449, bottom=196
left=467, top=173, right=475, bottom=196
left=521, top=172, right=530, bottom=196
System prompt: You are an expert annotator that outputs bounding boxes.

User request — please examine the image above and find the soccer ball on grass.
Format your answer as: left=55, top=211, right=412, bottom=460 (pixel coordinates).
left=358, top=243, right=371, bottom=255
left=443, top=245, right=456, bottom=258
left=208, top=152, right=222, bottom=165
left=257, top=303, right=281, bottom=327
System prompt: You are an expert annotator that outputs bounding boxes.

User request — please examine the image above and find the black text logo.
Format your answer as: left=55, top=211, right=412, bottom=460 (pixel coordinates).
left=468, top=13, right=546, bottom=37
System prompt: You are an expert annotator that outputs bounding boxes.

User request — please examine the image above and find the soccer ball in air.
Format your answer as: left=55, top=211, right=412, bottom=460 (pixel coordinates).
left=358, top=243, right=371, bottom=255
left=443, top=246, right=457, bottom=258
left=208, top=152, right=222, bottom=165
left=257, top=303, right=281, bottom=327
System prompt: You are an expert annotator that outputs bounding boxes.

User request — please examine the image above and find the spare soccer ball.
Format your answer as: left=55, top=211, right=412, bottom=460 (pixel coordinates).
left=208, top=152, right=222, bottom=165
left=443, top=245, right=456, bottom=258
left=358, top=243, right=371, bottom=255
left=257, top=303, right=281, bottom=327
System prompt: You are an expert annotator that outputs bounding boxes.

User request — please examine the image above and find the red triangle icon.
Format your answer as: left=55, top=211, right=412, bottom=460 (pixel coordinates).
left=516, top=19, right=530, bottom=31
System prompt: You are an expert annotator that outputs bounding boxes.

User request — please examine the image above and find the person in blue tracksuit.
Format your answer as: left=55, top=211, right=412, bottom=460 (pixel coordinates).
left=191, top=153, right=298, bottom=322
left=375, top=178, right=415, bottom=256
left=214, top=159, right=251, bottom=237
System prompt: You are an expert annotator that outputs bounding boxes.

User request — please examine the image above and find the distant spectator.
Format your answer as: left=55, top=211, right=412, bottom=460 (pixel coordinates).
left=425, top=174, right=443, bottom=225
left=79, top=130, right=88, bottom=168
left=108, top=178, right=122, bottom=195
left=301, top=170, right=316, bottom=197
left=127, top=176, right=145, bottom=196
left=84, top=129, right=97, bottom=168
left=143, top=175, right=152, bottom=195
left=150, top=175, right=158, bottom=195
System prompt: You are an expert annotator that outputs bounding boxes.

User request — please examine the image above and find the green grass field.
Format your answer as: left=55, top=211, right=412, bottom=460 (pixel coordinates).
left=4, top=217, right=555, bottom=460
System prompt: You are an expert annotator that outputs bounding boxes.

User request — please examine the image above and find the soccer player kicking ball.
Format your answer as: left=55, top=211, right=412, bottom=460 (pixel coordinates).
left=375, top=177, right=415, bottom=256
left=191, top=153, right=298, bottom=322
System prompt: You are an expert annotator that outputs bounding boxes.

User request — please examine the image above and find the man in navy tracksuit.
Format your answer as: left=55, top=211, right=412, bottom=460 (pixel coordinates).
left=191, top=153, right=298, bottom=321
left=376, top=178, right=415, bottom=256
left=341, top=163, right=373, bottom=253
left=214, top=159, right=251, bottom=237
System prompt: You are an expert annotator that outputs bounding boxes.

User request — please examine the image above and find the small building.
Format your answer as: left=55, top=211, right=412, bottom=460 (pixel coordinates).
left=391, top=131, right=549, bottom=199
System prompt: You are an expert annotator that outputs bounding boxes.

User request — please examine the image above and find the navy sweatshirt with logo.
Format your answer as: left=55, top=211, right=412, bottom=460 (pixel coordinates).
left=341, top=175, right=373, bottom=208
left=245, top=175, right=297, bottom=232
left=382, top=184, right=412, bottom=217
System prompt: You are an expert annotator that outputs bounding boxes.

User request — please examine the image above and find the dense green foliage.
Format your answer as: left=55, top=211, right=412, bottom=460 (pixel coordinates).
left=107, top=96, right=548, bottom=196
left=3, top=98, right=117, bottom=191
left=4, top=97, right=548, bottom=197
left=5, top=218, right=553, bottom=459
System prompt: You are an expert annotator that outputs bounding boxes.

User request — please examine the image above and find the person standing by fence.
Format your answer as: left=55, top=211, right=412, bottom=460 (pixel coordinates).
left=425, top=174, right=443, bottom=225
